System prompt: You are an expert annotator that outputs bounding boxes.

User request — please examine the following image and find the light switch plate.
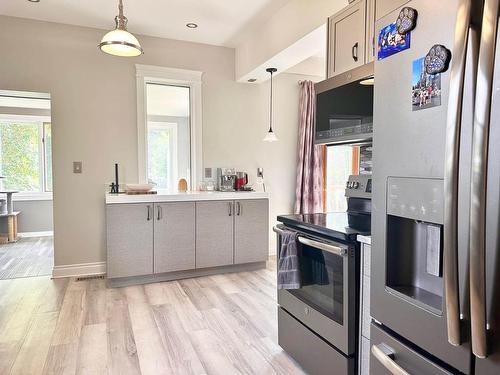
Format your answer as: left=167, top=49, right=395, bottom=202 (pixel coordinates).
left=73, top=161, right=82, bottom=174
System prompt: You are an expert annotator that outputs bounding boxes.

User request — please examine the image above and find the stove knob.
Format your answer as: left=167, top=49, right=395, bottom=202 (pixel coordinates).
left=354, top=182, right=360, bottom=189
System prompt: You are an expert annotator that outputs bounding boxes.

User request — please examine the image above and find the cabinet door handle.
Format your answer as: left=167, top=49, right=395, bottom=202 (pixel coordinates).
left=228, top=202, right=232, bottom=216
left=147, top=205, right=152, bottom=221
left=157, top=205, right=162, bottom=221
left=236, top=202, right=241, bottom=216
left=352, top=42, right=359, bottom=62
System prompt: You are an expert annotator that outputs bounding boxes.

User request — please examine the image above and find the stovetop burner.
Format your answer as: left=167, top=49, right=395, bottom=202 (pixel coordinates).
left=277, top=211, right=370, bottom=242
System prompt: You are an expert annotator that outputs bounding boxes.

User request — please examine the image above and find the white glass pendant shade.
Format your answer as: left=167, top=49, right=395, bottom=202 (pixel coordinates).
left=100, top=29, right=143, bottom=57
left=263, top=130, right=279, bottom=142
left=99, top=0, right=143, bottom=57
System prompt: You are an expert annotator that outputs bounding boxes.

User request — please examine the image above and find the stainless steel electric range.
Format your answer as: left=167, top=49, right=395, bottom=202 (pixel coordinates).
left=274, top=174, right=371, bottom=375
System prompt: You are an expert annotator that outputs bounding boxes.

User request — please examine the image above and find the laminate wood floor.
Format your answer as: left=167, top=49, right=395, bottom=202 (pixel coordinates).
left=0, top=262, right=307, bottom=375
left=0, top=237, right=53, bottom=280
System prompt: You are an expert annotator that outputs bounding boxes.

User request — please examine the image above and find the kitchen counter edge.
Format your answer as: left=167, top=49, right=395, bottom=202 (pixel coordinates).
left=106, top=191, right=270, bottom=204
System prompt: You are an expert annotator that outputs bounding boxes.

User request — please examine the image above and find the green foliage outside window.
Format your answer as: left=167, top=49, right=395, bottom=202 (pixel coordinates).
left=0, top=121, right=52, bottom=192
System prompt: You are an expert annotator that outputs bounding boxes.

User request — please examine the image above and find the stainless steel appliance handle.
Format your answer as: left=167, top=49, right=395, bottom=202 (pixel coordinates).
left=371, top=344, right=410, bottom=375
left=443, top=0, right=473, bottom=347
left=470, top=0, right=499, bottom=359
left=272, top=226, right=347, bottom=257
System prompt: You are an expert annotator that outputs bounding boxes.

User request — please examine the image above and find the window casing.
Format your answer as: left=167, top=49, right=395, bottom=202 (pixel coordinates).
left=136, top=65, right=203, bottom=190
left=0, top=117, right=52, bottom=196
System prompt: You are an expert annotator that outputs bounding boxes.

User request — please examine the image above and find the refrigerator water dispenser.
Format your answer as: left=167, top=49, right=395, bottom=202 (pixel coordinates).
left=385, top=177, right=444, bottom=314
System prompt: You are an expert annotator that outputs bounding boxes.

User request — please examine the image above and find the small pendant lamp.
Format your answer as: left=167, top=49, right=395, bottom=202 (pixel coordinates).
left=263, top=68, right=279, bottom=142
left=99, top=0, right=143, bottom=57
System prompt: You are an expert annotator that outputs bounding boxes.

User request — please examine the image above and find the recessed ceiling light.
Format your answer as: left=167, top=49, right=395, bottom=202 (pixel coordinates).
left=186, top=23, right=198, bottom=29
left=248, top=78, right=257, bottom=83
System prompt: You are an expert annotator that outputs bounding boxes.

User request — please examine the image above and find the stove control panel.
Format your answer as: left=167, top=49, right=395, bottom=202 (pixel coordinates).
left=345, top=174, right=372, bottom=199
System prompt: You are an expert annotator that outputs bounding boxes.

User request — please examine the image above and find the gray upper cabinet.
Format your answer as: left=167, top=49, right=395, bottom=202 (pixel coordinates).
left=154, top=202, right=195, bottom=274
left=327, top=0, right=366, bottom=78
left=234, top=199, right=269, bottom=264
left=376, top=0, right=411, bottom=20
left=196, top=200, right=234, bottom=268
left=106, top=203, right=154, bottom=278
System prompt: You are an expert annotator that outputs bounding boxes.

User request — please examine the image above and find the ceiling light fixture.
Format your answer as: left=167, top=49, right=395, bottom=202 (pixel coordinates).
left=186, top=23, right=198, bottom=29
left=263, top=68, right=279, bottom=143
left=28, top=0, right=40, bottom=2
left=99, top=0, right=143, bottom=57
left=248, top=78, right=257, bottom=83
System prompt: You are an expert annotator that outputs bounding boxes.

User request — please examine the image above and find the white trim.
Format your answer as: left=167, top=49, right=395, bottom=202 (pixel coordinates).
left=135, top=64, right=203, bottom=190
left=19, top=231, right=53, bottom=238
left=52, top=261, right=106, bottom=279
left=13, top=192, right=53, bottom=201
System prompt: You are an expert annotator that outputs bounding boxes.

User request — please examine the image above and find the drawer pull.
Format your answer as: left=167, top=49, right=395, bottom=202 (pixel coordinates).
left=372, top=344, right=410, bottom=375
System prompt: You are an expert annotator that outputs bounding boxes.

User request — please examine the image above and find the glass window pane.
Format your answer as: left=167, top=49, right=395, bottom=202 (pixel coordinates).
left=0, top=121, right=41, bottom=192
left=325, top=145, right=354, bottom=212
left=44, top=123, right=52, bottom=192
left=146, top=83, right=191, bottom=190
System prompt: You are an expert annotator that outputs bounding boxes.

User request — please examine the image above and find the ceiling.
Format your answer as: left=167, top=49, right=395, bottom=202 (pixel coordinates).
left=0, top=0, right=291, bottom=47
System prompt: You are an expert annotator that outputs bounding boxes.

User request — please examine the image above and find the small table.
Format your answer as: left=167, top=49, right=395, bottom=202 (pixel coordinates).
left=0, top=211, right=20, bottom=243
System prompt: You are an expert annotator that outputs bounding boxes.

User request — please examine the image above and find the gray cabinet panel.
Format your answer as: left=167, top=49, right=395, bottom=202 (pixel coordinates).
left=234, top=199, right=269, bottom=264
left=327, top=0, right=366, bottom=78
left=106, top=203, right=153, bottom=278
left=154, top=202, right=195, bottom=273
left=196, top=201, right=234, bottom=268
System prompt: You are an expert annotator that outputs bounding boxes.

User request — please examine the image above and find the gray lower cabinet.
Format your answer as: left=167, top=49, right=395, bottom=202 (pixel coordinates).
left=106, top=203, right=154, bottom=278
left=234, top=199, right=269, bottom=264
left=196, top=200, right=234, bottom=268
left=154, top=202, right=195, bottom=273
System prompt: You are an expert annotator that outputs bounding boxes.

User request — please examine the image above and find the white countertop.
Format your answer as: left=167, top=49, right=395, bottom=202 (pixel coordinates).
left=357, top=235, right=371, bottom=245
left=106, top=190, right=269, bottom=204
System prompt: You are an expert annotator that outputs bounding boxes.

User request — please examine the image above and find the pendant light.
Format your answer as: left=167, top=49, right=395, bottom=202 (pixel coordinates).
left=263, top=68, right=279, bottom=142
left=99, top=0, right=143, bottom=57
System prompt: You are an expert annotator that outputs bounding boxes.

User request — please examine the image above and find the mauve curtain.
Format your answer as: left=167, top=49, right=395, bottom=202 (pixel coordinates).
left=294, top=81, right=325, bottom=214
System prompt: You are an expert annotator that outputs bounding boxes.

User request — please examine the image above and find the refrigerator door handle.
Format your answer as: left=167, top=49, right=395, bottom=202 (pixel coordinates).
left=469, top=0, right=499, bottom=359
left=443, top=0, right=473, bottom=347
left=371, top=344, right=410, bottom=375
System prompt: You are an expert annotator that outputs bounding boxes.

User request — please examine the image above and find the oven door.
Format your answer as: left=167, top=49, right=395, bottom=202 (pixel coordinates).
left=275, top=226, right=357, bottom=356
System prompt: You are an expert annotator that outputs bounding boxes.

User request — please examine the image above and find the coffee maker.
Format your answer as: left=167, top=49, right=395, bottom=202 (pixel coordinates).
left=217, top=168, right=237, bottom=191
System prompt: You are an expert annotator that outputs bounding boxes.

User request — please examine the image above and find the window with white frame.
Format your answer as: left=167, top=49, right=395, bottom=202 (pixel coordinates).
left=136, top=65, right=202, bottom=191
left=0, top=118, right=52, bottom=193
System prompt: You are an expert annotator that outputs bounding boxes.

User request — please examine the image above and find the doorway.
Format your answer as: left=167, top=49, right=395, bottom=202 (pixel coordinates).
left=0, top=90, right=54, bottom=280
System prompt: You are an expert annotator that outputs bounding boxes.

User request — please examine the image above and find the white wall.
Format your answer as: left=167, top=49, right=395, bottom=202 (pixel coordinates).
left=13, top=200, right=53, bottom=233
left=0, top=16, right=314, bottom=266
left=235, top=0, right=347, bottom=79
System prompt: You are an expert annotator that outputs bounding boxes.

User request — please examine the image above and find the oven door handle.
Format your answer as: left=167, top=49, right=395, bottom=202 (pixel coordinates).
left=297, top=237, right=347, bottom=257
left=272, top=226, right=347, bottom=257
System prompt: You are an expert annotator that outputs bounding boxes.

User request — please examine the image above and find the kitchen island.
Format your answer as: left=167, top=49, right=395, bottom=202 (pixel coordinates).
left=105, top=191, right=269, bottom=287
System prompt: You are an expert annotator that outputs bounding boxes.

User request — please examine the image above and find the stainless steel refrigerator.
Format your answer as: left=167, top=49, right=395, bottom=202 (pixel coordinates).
left=370, top=0, right=500, bottom=374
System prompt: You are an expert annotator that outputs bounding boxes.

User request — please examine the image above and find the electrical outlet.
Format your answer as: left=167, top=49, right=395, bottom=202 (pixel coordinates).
left=73, top=161, right=82, bottom=174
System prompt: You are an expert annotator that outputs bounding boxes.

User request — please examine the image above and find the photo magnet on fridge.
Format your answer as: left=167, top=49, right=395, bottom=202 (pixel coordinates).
left=377, top=22, right=411, bottom=60
left=412, top=57, right=442, bottom=111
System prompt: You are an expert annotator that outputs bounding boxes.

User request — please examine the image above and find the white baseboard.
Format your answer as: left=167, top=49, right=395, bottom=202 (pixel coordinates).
left=52, top=261, right=106, bottom=279
left=19, top=231, right=53, bottom=238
